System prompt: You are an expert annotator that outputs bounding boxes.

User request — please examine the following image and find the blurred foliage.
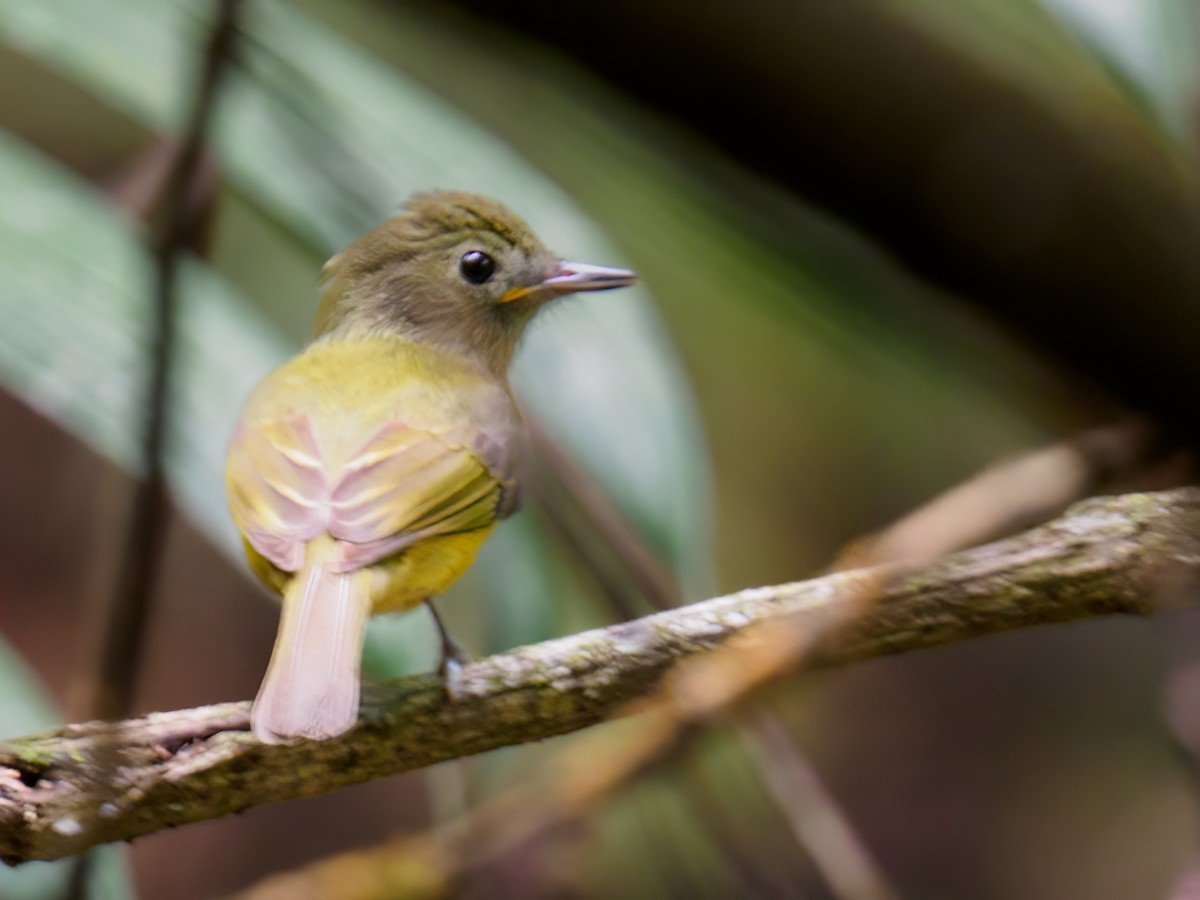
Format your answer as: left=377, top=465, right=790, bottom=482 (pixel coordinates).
left=0, top=0, right=714, bottom=678
left=0, top=129, right=289, bottom=555
left=0, top=0, right=1197, bottom=897
left=1040, top=0, right=1198, bottom=139
left=309, top=0, right=1064, bottom=581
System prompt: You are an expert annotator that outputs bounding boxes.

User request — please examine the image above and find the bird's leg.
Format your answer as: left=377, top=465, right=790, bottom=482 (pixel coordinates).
left=426, top=598, right=471, bottom=700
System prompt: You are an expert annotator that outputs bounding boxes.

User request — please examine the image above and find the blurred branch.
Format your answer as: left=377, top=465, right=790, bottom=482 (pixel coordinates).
left=238, top=483, right=1197, bottom=900
left=243, top=416, right=1169, bottom=900
left=81, top=0, right=243, bottom=725
left=458, top=422, right=1166, bottom=898
left=530, top=418, right=883, bottom=897
left=742, top=715, right=894, bottom=900
left=62, top=9, right=241, bottom=894
left=833, top=420, right=1171, bottom=570
left=741, top=422, right=1170, bottom=898
left=529, top=419, right=685, bottom=613
left=103, top=137, right=222, bottom=254
left=1, top=488, right=1197, bottom=866
left=527, top=471, right=644, bottom=622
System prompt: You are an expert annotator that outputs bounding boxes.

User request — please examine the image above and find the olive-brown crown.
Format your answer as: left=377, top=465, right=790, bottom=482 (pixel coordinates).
left=313, top=191, right=561, bottom=375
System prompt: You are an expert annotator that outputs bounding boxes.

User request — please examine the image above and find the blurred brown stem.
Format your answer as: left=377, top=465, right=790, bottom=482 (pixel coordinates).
left=80, top=0, right=242, bottom=728
left=525, top=421, right=1168, bottom=898
left=743, top=715, right=895, bottom=900
left=61, top=7, right=240, bottom=896
left=832, top=420, right=1168, bottom=571
left=531, top=418, right=892, bottom=896
left=528, top=475, right=644, bottom=621
left=528, top=419, right=685, bottom=612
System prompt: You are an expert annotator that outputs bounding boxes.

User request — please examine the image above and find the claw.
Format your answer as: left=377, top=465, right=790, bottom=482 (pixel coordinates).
left=427, top=598, right=472, bottom=702
left=440, top=656, right=467, bottom=703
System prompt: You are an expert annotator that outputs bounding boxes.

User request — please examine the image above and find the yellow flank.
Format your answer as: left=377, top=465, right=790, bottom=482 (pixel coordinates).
left=243, top=528, right=491, bottom=615
left=243, top=539, right=289, bottom=594
left=364, top=526, right=493, bottom=613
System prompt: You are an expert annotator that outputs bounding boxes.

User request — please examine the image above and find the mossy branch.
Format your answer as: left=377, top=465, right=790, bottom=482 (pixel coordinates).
left=3, top=488, right=1199, bottom=866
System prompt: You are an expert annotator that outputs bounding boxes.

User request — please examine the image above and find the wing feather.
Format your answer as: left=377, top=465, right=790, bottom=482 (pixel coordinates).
left=228, top=413, right=503, bottom=575
left=226, top=337, right=523, bottom=580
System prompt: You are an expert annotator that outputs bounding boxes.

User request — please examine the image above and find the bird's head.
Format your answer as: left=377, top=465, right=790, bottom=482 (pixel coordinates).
left=313, top=191, right=637, bottom=375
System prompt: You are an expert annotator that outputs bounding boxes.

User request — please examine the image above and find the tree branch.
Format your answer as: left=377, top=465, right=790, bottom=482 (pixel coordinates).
left=3, top=488, right=1199, bottom=866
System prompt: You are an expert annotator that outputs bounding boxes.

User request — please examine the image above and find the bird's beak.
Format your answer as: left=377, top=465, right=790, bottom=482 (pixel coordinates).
left=500, top=261, right=638, bottom=303
left=543, top=260, right=638, bottom=293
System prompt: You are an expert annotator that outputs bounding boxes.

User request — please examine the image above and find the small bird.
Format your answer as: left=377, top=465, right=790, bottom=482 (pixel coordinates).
left=226, top=191, right=636, bottom=743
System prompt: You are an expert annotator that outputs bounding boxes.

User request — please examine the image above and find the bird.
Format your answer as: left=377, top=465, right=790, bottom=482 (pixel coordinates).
left=225, top=190, right=636, bottom=743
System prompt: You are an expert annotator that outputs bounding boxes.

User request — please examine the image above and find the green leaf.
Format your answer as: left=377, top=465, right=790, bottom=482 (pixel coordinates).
left=1038, top=0, right=1198, bottom=141
left=0, top=130, right=290, bottom=558
left=0, top=0, right=715, bottom=662
left=0, top=642, right=133, bottom=899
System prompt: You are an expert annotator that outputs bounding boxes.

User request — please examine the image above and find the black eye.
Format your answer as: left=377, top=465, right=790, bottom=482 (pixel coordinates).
left=459, top=250, right=496, bottom=284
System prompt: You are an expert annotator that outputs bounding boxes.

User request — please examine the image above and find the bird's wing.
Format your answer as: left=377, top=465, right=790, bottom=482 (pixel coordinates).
left=226, top=414, right=503, bottom=575
left=226, top=414, right=327, bottom=573
left=327, top=419, right=502, bottom=570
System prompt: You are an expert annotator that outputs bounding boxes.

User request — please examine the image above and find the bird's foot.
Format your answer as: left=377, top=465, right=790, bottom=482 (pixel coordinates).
left=427, top=599, right=472, bottom=703
left=437, top=634, right=472, bottom=703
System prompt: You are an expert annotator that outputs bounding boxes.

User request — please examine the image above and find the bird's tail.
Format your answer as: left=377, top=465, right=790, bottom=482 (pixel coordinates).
left=251, top=539, right=371, bottom=743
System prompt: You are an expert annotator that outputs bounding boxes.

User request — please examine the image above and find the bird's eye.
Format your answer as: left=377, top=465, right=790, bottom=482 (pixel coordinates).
left=459, top=250, right=496, bottom=285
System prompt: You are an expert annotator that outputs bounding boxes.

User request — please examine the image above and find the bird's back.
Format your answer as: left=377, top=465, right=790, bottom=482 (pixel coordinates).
left=237, top=335, right=516, bottom=463
left=226, top=334, right=523, bottom=587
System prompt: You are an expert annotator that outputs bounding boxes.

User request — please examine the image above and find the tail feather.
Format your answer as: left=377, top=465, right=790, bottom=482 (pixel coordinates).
left=252, top=546, right=371, bottom=743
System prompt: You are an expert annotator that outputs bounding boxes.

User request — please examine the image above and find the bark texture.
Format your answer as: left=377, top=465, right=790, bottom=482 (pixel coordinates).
left=2, top=488, right=1199, bottom=865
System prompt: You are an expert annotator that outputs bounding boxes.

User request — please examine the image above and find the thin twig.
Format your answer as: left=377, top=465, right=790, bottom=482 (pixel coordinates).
left=743, top=715, right=895, bottom=900
left=528, top=478, right=645, bottom=621
left=103, top=136, right=222, bottom=253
